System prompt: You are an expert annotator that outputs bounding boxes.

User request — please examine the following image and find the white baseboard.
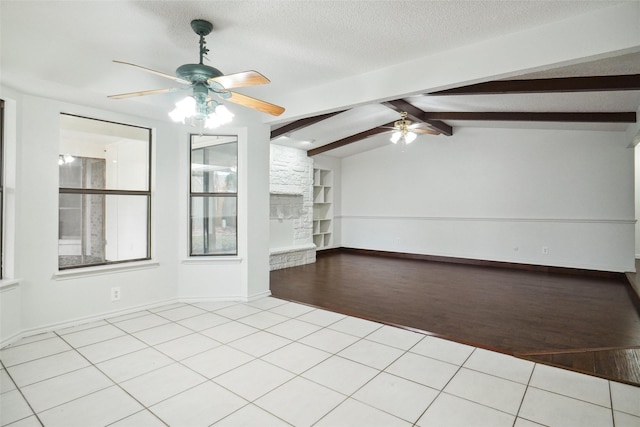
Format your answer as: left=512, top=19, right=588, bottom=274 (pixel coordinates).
left=246, top=290, right=272, bottom=302
left=1, top=293, right=277, bottom=349
left=1, top=297, right=177, bottom=349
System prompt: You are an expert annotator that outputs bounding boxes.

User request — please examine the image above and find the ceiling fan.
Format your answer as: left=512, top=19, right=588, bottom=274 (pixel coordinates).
left=387, top=112, right=439, bottom=144
left=108, top=19, right=285, bottom=123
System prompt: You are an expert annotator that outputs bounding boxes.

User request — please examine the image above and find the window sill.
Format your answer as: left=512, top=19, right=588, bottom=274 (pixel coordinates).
left=0, top=279, right=20, bottom=292
left=53, top=260, right=160, bottom=280
left=181, top=257, right=243, bottom=265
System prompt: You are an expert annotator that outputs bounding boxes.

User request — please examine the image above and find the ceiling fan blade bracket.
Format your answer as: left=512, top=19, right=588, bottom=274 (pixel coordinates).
left=206, top=80, right=226, bottom=92
left=211, top=89, right=232, bottom=100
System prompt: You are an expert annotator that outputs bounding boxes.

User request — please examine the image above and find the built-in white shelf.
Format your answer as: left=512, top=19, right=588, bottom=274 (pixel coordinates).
left=312, top=168, right=333, bottom=250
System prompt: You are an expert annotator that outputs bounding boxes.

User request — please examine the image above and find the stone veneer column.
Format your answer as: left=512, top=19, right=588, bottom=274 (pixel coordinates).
left=269, top=145, right=316, bottom=270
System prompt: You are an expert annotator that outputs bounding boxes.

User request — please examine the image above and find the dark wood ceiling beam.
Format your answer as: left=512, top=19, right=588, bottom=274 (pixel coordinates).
left=422, top=111, right=637, bottom=122
left=382, top=100, right=424, bottom=122
left=270, top=110, right=347, bottom=139
left=429, top=74, right=640, bottom=96
left=383, top=100, right=453, bottom=136
left=307, top=123, right=394, bottom=157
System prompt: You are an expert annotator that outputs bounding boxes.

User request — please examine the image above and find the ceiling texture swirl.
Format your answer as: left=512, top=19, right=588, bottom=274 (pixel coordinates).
left=1, top=1, right=638, bottom=157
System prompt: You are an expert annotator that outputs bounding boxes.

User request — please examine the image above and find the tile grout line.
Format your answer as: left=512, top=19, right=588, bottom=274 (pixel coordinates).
left=116, top=300, right=296, bottom=425
left=287, top=321, right=384, bottom=427
left=0, top=358, right=45, bottom=426
left=207, top=305, right=390, bottom=425
left=56, top=308, right=235, bottom=425
left=100, top=302, right=262, bottom=424
left=204, top=301, right=340, bottom=425
left=14, top=301, right=394, bottom=425
left=53, top=329, right=170, bottom=427
left=511, top=359, right=537, bottom=427
left=411, top=345, right=480, bottom=427
left=334, top=329, right=442, bottom=426
left=80, top=302, right=266, bottom=425
left=5, top=298, right=635, bottom=426
left=610, top=381, right=617, bottom=427
left=223, top=307, right=528, bottom=426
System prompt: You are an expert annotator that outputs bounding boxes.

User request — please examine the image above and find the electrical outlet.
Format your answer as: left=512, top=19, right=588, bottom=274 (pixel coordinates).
left=110, top=287, right=121, bottom=301
left=542, top=246, right=549, bottom=255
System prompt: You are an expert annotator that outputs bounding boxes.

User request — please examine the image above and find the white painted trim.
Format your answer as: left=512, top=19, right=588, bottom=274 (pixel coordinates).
left=270, top=191, right=305, bottom=196
left=346, top=245, right=632, bottom=274
left=270, top=243, right=316, bottom=255
left=180, top=257, right=243, bottom=265
left=179, top=292, right=272, bottom=305
left=246, top=290, right=272, bottom=302
left=0, top=331, right=22, bottom=349
left=177, top=297, right=243, bottom=304
left=0, top=297, right=177, bottom=349
left=0, top=278, right=20, bottom=292
left=52, top=260, right=160, bottom=280
left=339, top=215, right=635, bottom=225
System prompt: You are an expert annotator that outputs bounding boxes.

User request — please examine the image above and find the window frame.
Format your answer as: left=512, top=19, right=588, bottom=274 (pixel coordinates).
left=58, top=113, right=152, bottom=270
left=189, top=133, right=238, bottom=257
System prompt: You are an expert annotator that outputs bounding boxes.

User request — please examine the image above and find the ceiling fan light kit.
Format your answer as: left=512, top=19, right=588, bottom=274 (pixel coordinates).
left=390, top=112, right=418, bottom=145
left=109, top=19, right=284, bottom=128
left=168, top=83, right=234, bottom=129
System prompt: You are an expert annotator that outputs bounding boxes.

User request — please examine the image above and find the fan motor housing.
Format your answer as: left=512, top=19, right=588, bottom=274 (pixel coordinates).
left=176, top=63, right=223, bottom=83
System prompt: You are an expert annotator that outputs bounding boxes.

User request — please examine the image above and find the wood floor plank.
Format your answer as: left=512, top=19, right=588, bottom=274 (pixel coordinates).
left=595, top=349, right=640, bottom=384
left=270, top=251, right=640, bottom=384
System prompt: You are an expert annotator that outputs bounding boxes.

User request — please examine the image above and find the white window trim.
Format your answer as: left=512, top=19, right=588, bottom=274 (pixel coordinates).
left=1, top=98, right=17, bottom=281
left=53, top=260, right=159, bottom=280
left=181, top=256, right=242, bottom=265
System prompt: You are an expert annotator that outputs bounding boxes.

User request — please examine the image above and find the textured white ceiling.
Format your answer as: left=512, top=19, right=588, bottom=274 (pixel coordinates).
left=1, top=1, right=638, bottom=157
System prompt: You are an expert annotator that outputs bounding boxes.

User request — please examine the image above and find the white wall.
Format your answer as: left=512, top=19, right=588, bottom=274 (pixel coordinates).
left=176, top=120, right=271, bottom=302
left=340, top=127, right=635, bottom=272
left=0, top=91, right=20, bottom=343
left=245, top=122, right=271, bottom=298
left=6, top=94, right=180, bottom=339
left=0, top=89, right=271, bottom=345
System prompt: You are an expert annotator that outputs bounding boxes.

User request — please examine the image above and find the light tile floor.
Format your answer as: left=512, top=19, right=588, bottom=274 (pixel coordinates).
left=1, top=297, right=639, bottom=427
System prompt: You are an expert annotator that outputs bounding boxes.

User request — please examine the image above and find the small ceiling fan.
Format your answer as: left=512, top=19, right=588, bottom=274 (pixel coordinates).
left=387, top=112, right=439, bottom=144
left=108, top=19, right=285, bottom=120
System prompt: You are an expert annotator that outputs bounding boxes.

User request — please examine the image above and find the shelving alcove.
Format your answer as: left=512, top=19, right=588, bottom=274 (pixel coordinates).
left=312, top=168, right=333, bottom=250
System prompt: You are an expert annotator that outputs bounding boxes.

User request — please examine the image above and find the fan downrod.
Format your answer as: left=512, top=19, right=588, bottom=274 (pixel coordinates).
left=191, top=19, right=213, bottom=36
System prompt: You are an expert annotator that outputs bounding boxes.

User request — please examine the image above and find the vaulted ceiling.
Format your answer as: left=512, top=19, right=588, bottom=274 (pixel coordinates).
left=271, top=54, right=640, bottom=157
left=1, top=1, right=639, bottom=158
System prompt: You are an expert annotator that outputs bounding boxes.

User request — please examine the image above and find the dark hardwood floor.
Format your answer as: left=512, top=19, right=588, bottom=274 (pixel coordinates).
left=270, top=250, right=640, bottom=385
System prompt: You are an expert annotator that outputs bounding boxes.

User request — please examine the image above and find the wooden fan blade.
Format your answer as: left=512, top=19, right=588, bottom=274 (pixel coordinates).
left=113, top=60, right=191, bottom=85
left=108, top=88, right=180, bottom=99
left=208, top=71, right=270, bottom=89
left=413, top=128, right=440, bottom=135
left=227, top=91, right=285, bottom=116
